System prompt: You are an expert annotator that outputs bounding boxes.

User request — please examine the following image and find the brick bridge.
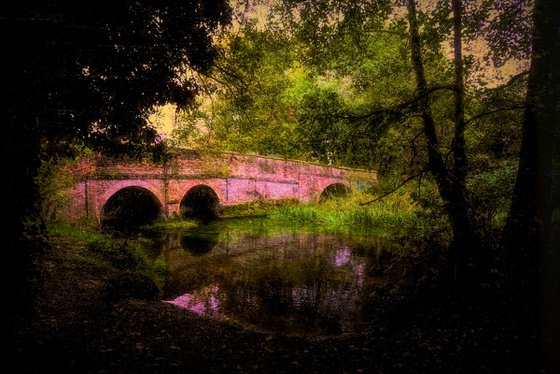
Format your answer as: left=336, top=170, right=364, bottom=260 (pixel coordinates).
left=60, top=149, right=377, bottom=227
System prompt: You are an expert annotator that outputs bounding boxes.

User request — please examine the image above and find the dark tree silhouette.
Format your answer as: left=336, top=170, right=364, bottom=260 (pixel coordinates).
left=0, top=0, right=230, bottom=358
left=501, top=0, right=560, bottom=370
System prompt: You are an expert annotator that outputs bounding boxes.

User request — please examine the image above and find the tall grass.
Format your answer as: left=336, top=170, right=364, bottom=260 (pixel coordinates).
left=270, top=188, right=422, bottom=228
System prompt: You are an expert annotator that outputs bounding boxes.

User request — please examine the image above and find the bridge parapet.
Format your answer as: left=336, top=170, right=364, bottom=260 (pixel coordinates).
left=58, top=150, right=377, bottom=225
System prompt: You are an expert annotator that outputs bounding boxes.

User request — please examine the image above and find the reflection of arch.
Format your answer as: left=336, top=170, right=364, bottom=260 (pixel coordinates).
left=320, top=183, right=351, bottom=201
left=101, top=186, right=164, bottom=232
left=180, top=232, right=218, bottom=256
left=180, top=185, right=220, bottom=222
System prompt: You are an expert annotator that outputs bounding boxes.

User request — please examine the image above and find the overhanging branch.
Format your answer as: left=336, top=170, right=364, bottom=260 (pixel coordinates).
left=466, top=105, right=525, bottom=125
left=337, top=85, right=454, bottom=121
left=359, top=168, right=429, bottom=206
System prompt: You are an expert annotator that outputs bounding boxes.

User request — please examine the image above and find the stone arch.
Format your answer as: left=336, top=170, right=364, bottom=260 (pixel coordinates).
left=180, top=184, right=221, bottom=222
left=100, top=185, right=164, bottom=232
left=97, top=180, right=165, bottom=219
left=319, top=182, right=351, bottom=201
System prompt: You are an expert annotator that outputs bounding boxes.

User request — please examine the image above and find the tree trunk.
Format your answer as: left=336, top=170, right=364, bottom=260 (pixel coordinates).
left=502, top=0, right=560, bottom=370
left=450, top=0, right=471, bottom=226
left=406, top=0, right=478, bottom=282
left=449, top=0, right=480, bottom=279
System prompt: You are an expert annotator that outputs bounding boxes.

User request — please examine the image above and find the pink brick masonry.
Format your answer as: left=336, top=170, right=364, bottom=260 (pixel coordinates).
left=59, top=150, right=377, bottom=225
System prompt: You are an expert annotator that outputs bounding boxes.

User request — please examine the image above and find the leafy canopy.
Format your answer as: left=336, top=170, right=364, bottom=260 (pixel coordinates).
left=2, top=1, right=231, bottom=157
left=171, top=0, right=529, bottom=177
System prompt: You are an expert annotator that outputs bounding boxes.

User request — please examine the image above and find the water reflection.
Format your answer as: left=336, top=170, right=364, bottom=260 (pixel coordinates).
left=334, top=246, right=352, bottom=266
left=165, top=285, right=221, bottom=317
left=180, top=234, right=218, bottom=255
left=158, top=219, right=390, bottom=336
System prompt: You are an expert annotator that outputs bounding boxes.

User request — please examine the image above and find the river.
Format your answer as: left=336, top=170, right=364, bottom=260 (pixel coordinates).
left=148, top=217, right=395, bottom=337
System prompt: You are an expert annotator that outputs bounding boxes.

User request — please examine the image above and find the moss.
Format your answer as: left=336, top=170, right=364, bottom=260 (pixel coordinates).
left=146, top=218, right=198, bottom=232
left=221, top=199, right=299, bottom=218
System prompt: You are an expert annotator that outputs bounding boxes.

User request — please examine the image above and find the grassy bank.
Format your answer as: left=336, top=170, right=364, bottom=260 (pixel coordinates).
left=140, top=189, right=426, bottom=238
left=47, top=222, right=168, bottom=293
left=269, top=189, right=424, bottom=228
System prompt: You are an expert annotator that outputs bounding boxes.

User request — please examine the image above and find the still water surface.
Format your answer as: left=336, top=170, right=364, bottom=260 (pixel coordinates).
left=151, top=218, right=394, bottom=336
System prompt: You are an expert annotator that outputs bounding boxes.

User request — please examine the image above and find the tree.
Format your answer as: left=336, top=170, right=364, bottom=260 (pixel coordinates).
left=405, top=0, right=482, bottom=281
left=263, top=0, right=528, bottom=283
left=0, top=0, right=231, bottom=356
left=178, top=0, right=426, bottom=170
left=501, top=0, right=560, bottom=369
left=174, top=0, right=531, bottom=286
left=194, top=18, right=305, bottom=157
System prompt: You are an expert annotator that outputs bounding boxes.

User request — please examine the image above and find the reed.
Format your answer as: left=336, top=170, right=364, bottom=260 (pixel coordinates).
left=270, top=189, right=422, bottom=228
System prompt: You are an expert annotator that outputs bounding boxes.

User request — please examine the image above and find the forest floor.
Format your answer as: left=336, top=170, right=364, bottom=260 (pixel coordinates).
left=7, top=235, right=543, bottom=373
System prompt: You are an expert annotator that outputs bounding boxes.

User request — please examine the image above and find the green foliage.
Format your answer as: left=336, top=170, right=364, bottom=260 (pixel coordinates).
left=170, top=0, right=527, bottom=192
left=173, top=3, right=433, bottom=170
left=86, top=238, right=143, bottom=271
left=37, top=158, right=81, bottom=221
left=48, top=222, right=168, bottom=292
left=192, top=20, right=305, bottom=157
left=270, top=189, right=422, bottom=228
left=48, top=222, right=106, bottom=243
left=467, top=160, right=518, bottom=230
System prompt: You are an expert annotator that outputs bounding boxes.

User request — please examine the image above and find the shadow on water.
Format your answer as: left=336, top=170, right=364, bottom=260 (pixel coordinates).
left=152, top=218, right=396, bottom=337
left=180, top=231, right=219, bottom=256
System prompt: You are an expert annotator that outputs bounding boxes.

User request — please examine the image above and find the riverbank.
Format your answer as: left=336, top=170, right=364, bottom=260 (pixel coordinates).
left=6, top=229, right=542, bottom=373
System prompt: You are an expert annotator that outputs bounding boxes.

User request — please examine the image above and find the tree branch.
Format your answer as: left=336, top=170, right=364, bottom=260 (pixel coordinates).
left=359, top=168, right=428, bottom=206
left=336, top=85, right=454, bottom=121
left=491, top=70, right=529, bottom=92
left=466, top=105, right=525, bottom=125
